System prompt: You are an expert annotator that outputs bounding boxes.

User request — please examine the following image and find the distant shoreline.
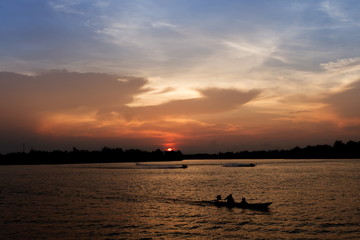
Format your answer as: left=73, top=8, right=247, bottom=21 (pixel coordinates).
left=0, top=140, right=359, bottom=165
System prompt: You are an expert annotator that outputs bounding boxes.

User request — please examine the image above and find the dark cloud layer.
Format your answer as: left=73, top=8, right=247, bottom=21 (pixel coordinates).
left=0, top=70, right=261, bottom=153
left=0, top=70, right=147, bottom=110
left=0, top=70, right=148, bottom=126
left=1, top=70, right=358, bottom=154
left=0, top=71, right=149, bottom=152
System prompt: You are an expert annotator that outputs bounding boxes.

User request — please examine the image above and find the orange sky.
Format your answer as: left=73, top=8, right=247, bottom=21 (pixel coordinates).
left=1, top=70, right=359, bottom=153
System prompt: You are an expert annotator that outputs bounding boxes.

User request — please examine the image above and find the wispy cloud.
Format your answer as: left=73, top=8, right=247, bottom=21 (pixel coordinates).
left=320, top=0, right=349, bottom=22
left=320, top=57, right=360, bottom=70
left=48, top=1, right=85, bottom=15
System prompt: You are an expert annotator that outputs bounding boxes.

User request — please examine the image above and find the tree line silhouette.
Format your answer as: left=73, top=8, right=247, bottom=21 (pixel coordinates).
left=0, top=140, right=359, bottom=165
left=0, top=147, right=183, bottom=165
left=184, top=140, right=360, bottom=159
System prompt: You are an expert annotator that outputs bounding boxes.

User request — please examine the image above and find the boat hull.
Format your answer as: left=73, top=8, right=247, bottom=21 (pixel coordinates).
left=223, top=163, right=255, bottom=167
left=135, top=163, right=188, bottom=169
left=205, top=201, right=272, bottom=210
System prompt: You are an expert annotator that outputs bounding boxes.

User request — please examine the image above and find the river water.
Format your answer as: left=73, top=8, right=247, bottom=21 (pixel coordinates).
left=0, top=159, right=359, bottom=239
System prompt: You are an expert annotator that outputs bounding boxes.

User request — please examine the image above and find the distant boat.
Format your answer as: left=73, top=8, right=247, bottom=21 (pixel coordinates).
left=204, top=200, right=272, bottom=210
left=222, top=163, right=255, bottom=167
left=135, top=163, right=188, bottom=169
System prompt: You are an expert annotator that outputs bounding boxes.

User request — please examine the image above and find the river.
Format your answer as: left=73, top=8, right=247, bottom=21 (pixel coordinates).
left=0, top=159, right=359, bottom=239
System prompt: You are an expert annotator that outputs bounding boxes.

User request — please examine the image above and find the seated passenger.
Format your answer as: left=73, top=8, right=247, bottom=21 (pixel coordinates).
left=215, top=195, right=222, bottom=201
left=224, top=194, right=235, bottom=204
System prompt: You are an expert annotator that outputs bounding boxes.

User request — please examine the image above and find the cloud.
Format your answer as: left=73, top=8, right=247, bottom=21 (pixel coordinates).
left=0, top=67, right=358, bottom=154
left=151, top=21, right=178, bottom=30
left=0, top=70, right=262, bottom=153
left=320, top=0, right=349, bottom=22
left=153, top=87, right=176, bottom=94
left=48, top=1, right=85, bottom=15
left=0, top=70, right=148, bottom=129
left=324, top=80, right=360, bottom=118
left=114, top=88, right=260, bottom=120
left=320, top=57, right=360, bottom=70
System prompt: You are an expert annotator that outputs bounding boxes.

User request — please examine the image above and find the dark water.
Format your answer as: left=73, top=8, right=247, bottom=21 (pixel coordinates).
left=0, top=159, right=359, bottom=239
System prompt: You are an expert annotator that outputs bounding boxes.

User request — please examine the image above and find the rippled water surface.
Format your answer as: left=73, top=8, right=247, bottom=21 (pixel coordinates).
left=1, top=159, right=359, bottom=239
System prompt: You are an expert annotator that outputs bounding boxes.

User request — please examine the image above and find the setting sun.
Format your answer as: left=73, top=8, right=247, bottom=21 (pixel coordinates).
left=166, top=148, right=173, bottom=152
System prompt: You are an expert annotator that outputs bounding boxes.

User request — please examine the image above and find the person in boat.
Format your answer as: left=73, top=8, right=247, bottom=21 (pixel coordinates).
left=224, top=194, right=235, bottom=204
left=240, top=197, right=248, bottom=206
left=215, top=195, right=222, bottom=201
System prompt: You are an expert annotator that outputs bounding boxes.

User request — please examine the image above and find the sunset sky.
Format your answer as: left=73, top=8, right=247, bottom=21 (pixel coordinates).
left=1, top=0, right=360, bottom=154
